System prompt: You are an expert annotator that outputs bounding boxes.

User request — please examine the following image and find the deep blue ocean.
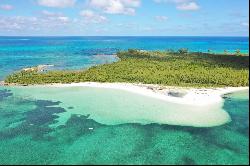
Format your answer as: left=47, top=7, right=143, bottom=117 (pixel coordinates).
left=0, top=36, right=249, bottom=80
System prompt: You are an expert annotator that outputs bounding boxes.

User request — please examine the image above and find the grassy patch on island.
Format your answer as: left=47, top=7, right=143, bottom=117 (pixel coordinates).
left=5, top=50, right=249, bottom=87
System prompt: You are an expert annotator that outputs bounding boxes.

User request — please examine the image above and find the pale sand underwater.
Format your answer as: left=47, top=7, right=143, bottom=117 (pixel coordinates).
left=0, top=84, right=249, bottom=165
left=3, top=83, right=248, bottom=127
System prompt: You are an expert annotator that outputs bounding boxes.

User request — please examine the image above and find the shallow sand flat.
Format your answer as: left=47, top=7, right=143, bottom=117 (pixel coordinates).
left=0, top=88, right=249, bottom=165
left=46, top=82, right=249, bottom=106
left=2, top=83, right=248, bottom=127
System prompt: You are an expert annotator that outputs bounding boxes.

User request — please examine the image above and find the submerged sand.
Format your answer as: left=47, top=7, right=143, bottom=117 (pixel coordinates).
left=47, top=82, right=249, bottom=106
left=2, top=82, right=248, bottom=128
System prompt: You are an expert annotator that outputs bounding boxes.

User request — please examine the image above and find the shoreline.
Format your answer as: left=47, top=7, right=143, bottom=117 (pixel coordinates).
left=1, top=82, right=248, bottom=127
left=3, top=82, right=249, bottom=106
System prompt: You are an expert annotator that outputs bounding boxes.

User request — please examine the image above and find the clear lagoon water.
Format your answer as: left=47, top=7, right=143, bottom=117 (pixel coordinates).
left=0, top=36, right=249, bottom=80
left=0, top=86, right=249, bottom=165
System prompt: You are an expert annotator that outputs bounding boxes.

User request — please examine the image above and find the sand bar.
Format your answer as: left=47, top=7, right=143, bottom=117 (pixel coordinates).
left=43, top=82, right=249, bottom=107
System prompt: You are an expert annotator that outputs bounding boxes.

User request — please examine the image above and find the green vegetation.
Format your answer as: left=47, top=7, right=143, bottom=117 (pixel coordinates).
left=5, top=50, right=249, bottom=87
left=178, top=48, right=189, bottom=54
left=235, top=49, right=242, bottom=56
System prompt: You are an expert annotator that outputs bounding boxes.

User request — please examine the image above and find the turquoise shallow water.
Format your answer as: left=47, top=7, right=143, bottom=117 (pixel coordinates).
left=0, top=36, right=249, bottom=80
left=3, top=86, right=231, bottom=128
left=0, top=86, right=249, bottom=165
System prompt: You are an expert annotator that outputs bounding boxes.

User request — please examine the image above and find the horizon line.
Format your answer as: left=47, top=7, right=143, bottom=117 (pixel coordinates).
left=0, top=35, right=249, bottom=38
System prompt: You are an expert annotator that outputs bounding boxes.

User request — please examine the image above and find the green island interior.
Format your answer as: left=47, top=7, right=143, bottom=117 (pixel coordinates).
left=5, top=49, right=249, bottom=87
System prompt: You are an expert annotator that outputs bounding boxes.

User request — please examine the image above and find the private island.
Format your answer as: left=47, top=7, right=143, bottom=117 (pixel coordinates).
left=4, top=49, right=249, bottom=87
left=3, top=49, right=249, bottom=105
left=1, top=49, right=249, bottom=127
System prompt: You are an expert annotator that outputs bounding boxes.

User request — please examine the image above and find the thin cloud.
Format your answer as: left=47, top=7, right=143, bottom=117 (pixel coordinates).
left=242, top=22, right=249, bottom=27
left=176, top=2, right=199, bottom=11
left=154, top=0, right=200, bottom=11
left=155, top=16, right=168, bottom=21
left=80, top=10, right=108, bottom=23
left=0, top=4, right=14, bottom=10
left=87, top=0, right=141, bottom=15
left=38, top=0, right=76, bottom=8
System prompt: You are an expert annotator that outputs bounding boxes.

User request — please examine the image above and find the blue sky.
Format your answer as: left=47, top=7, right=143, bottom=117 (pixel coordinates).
left=0, top=0, right=249, bottom=36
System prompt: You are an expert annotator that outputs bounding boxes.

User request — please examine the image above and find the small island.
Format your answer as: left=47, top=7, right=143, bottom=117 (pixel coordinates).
left=3, top=49, right=248, bottom=112
left=4, top=49, right=249, bottom=87
left=0, top=0, right=249, bottom=164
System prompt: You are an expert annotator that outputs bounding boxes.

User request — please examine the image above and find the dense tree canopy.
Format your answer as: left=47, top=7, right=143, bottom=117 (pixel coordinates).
left=5, top=50, right=249, bottom=87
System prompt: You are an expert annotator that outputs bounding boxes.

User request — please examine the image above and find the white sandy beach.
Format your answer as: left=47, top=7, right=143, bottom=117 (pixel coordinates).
left=2, top=82, right=248, bottom=127
left=47, top=82, right=249, bottom=107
